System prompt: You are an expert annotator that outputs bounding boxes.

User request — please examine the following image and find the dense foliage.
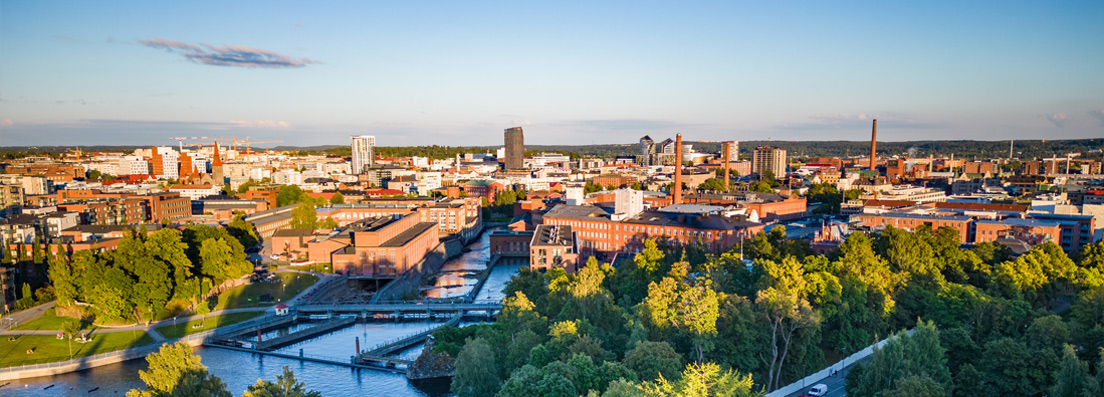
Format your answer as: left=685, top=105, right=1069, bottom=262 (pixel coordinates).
left=48, top=225, right=253, bottom=324
left=437, top=226, right=1104, bottom=395
left=128, top=342, right=319, bottom=397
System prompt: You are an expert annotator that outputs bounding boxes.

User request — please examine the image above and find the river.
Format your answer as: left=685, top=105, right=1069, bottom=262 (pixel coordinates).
left=3, top=229, right=516, bottom=396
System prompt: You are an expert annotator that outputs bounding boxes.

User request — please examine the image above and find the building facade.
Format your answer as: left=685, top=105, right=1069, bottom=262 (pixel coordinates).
left=504, top=127, right=525, bottom=170
left=351, top=135, right=376, bottom=174
left=752, top=146, right=787, bottom=177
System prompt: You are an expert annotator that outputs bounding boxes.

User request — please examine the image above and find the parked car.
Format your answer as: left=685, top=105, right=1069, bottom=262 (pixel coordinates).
left=806, top=384, right=828, bottom=397
left=270, top=254, right=280, bottom=260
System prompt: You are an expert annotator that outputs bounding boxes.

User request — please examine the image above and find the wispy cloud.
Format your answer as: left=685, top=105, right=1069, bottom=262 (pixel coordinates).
left=0, top=118, right=13, bottom=127
left=139, top=37, right=321, bottom=69
left=554, top=119, right=696, bottom=131
left=774, top=113, right=945, bottom=131
left=1089, top=109, right=1104, bottom=127
left=1044, top=112, right=1068, bottom=127
left=230, top=120, right=291, bottom=129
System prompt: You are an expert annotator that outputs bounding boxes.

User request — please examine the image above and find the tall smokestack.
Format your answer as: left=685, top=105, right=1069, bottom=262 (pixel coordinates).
left=723, top=141, right=731, bottom=191
left=870, top=119, right=877, bottom=172
left=674, top=134, right=683, bottom=205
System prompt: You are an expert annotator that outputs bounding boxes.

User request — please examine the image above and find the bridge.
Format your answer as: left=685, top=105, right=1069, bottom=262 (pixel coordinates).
left=294, top=302, right=502, bottom=314
left=254, top=318, right=355, bottom=350
left=201, top=342, right=410, bottom=374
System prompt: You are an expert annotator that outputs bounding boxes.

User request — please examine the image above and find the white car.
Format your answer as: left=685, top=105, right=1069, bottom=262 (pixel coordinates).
left=807, top=384, right=828, bottom=397
left=270, top=254, right=279, bottom=260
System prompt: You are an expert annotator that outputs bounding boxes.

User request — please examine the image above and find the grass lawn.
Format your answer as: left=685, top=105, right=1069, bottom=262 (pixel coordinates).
left=155, top=311, right=264, bottom=339
left=12, top=308, right=96, bottom=332
left=0, top=331, right=155, bottom=368
left=290, top=263, right=333, bottom=274
left=213, top=272, right=318, bottom=311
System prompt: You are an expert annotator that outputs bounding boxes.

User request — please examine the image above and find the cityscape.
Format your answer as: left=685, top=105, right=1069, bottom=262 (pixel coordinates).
left=3, top=2, right=1104, bottom=397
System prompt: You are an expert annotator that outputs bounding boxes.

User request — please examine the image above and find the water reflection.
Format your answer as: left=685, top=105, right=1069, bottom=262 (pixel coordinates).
left=4, top=229, right=515, bottom=397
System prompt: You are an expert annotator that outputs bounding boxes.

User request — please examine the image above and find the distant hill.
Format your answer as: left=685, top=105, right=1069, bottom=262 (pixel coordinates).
left=3, top=138, right=1101, bottom=161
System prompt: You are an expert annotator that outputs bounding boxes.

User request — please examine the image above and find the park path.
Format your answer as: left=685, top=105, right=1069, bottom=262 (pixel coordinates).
left=0, top=270, right=336, bottom=337
left=0, top=301, right=55, bottom=331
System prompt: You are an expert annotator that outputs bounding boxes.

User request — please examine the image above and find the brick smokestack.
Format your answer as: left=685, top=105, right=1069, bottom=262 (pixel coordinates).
left=674, top=134, right=683, bottom=204
left=723, top=141, right=730, bottom=191
left=870, top=119, right=877, bottom=171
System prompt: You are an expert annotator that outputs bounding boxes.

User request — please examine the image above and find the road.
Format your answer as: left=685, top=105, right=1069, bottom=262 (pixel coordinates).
left=0, top=301, right=55, bottom=331
left=781, top=355, right=872, bottom=397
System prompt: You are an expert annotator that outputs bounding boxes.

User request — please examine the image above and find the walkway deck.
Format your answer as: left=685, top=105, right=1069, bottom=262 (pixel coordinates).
left=363, top=316, right=462, bottom=357
left=201, top=343, right=409, bottom=374
left=254, top=318, right=355, bottom=350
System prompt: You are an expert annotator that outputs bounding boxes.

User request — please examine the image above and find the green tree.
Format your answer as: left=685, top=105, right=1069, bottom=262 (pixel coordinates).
left=697, top=178, right=727, bottom=192
left=748, top=180, right=774, bottom=193
left=128, top=341, right=231, bottom=397
left=320, top=217, right=339, bottom=229
left=200, top=237, right=252, bottom=284
left=451, top=338, right=501, bottom=397
left=623, top=341, right=683, bottom=382
left=276, top=185, right=304, bottom=207
left=290, top=202, right=318, bottom=229
left=1049, top=344, right=1099, bottom=397
left=48, top=242, right=76, bottom=305
left=88, top=169, right=102, bottom=181
left=227, top=214, right=259, bottom=249
left=243, top=366, right=321, bottom=397
left=637, top=362, right=760, bottom=397
left=32, top=236, right=43, bottom=264
left=3, top=239, right=13, bottom=264
left=756, top=257, right=821, bottom=392
left=329, top=192, right=345, bottom=205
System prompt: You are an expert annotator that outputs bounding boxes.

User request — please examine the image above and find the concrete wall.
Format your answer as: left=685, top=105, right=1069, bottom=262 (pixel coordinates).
left=372, top=236, right=465, bottom=302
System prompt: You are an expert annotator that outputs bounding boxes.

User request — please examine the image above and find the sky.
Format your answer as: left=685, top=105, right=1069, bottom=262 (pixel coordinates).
left=1, top=1, right=1103, bottom=147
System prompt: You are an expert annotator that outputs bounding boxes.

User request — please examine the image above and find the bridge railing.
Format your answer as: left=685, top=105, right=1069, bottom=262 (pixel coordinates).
left=766, top=329, right=915, bottom=397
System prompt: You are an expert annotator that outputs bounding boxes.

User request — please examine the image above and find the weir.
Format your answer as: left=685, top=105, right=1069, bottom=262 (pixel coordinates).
left=254, top=318, right=356, bottom=350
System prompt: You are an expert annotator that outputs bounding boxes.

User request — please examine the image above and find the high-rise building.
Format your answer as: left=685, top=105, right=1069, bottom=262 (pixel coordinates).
left=724, top=141, right=739, bottom=161
left=752, top=146, right=787, bottom=178
left=351, top=135, right=376, bottom=174
left=639, top=135, right=656, bottom=165
left=150, top=146, right=179, bottom=179
left=504, top=127, right=524, bottom=170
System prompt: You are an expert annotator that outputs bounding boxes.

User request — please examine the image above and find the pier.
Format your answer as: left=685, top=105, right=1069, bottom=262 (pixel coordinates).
left=254, top=318, right=356, bottom=350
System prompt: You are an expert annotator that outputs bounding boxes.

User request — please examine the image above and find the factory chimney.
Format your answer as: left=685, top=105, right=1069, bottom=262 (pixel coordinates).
left=673, top=134, right=683, bottom=204
left=869, top=119, right=878, bottom=171
left=723, top=141, right=731, bottom=191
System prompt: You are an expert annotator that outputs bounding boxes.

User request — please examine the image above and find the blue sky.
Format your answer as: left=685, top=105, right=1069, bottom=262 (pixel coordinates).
left=2, top=1, right=1102, bottom=147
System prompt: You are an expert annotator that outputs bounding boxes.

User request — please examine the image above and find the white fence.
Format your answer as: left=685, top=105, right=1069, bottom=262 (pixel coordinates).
left=766, top=329, right=915, bottom=397
left=0, top=313, right=284, bottom=381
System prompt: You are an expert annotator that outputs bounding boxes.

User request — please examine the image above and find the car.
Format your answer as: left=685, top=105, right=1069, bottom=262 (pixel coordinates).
left=806, top=384, right=828, bottom=397
left=270, top=254, right=279, bottom=260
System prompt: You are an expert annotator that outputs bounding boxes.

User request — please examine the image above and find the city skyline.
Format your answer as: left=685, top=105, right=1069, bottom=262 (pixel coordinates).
left=2, top=1, right=1103, bottom=146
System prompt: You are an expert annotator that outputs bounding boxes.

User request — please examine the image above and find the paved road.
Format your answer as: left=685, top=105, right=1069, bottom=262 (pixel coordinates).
left=781, top=355, right=872, bottom=397
left=0, top=301, right=55, bottom=331
left=0, top=270, right=336, bottom=337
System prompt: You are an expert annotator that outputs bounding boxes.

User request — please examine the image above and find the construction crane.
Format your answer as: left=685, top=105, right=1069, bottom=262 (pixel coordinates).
left=230, top=136, right=283, bottom=154
left=168, top=137, right=215, bottom=152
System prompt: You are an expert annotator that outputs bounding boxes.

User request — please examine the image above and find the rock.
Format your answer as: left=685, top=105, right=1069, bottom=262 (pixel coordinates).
left=406, top=337, right=455, bottom=380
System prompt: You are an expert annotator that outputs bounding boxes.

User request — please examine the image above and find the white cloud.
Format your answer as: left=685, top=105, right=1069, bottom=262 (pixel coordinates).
left=1045, top=113, right=1068, bottom=127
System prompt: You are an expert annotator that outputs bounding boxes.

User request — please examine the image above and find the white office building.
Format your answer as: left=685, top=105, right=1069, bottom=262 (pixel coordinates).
left=351, top=135, right=376, bottom=174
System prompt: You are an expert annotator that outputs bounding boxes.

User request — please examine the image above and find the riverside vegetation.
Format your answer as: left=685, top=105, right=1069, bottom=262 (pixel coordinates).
left=434, top=226, right=1104, bottom=396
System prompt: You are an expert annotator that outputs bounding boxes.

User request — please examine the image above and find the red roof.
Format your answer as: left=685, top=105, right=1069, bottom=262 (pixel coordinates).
left=275, top=303, right=289, bottom=309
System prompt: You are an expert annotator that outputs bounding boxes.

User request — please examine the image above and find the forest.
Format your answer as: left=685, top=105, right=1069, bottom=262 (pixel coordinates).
left=3, top=137, right=1101, bottom=161
left=434, top=226, right=1104, bottom=396
left=22, top=221, right=259, bottom=324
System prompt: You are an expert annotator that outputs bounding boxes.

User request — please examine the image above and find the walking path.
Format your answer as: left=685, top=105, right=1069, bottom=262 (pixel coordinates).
left=0, top=301, right=55, bottom=331
left=1, top=269, right=336, bottom=338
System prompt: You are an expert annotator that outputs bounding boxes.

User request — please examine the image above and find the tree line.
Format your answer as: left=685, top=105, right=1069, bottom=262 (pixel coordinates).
left=436, top=223, right=1104, bottom=396
left=47, top=223, right=257, bottom=324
